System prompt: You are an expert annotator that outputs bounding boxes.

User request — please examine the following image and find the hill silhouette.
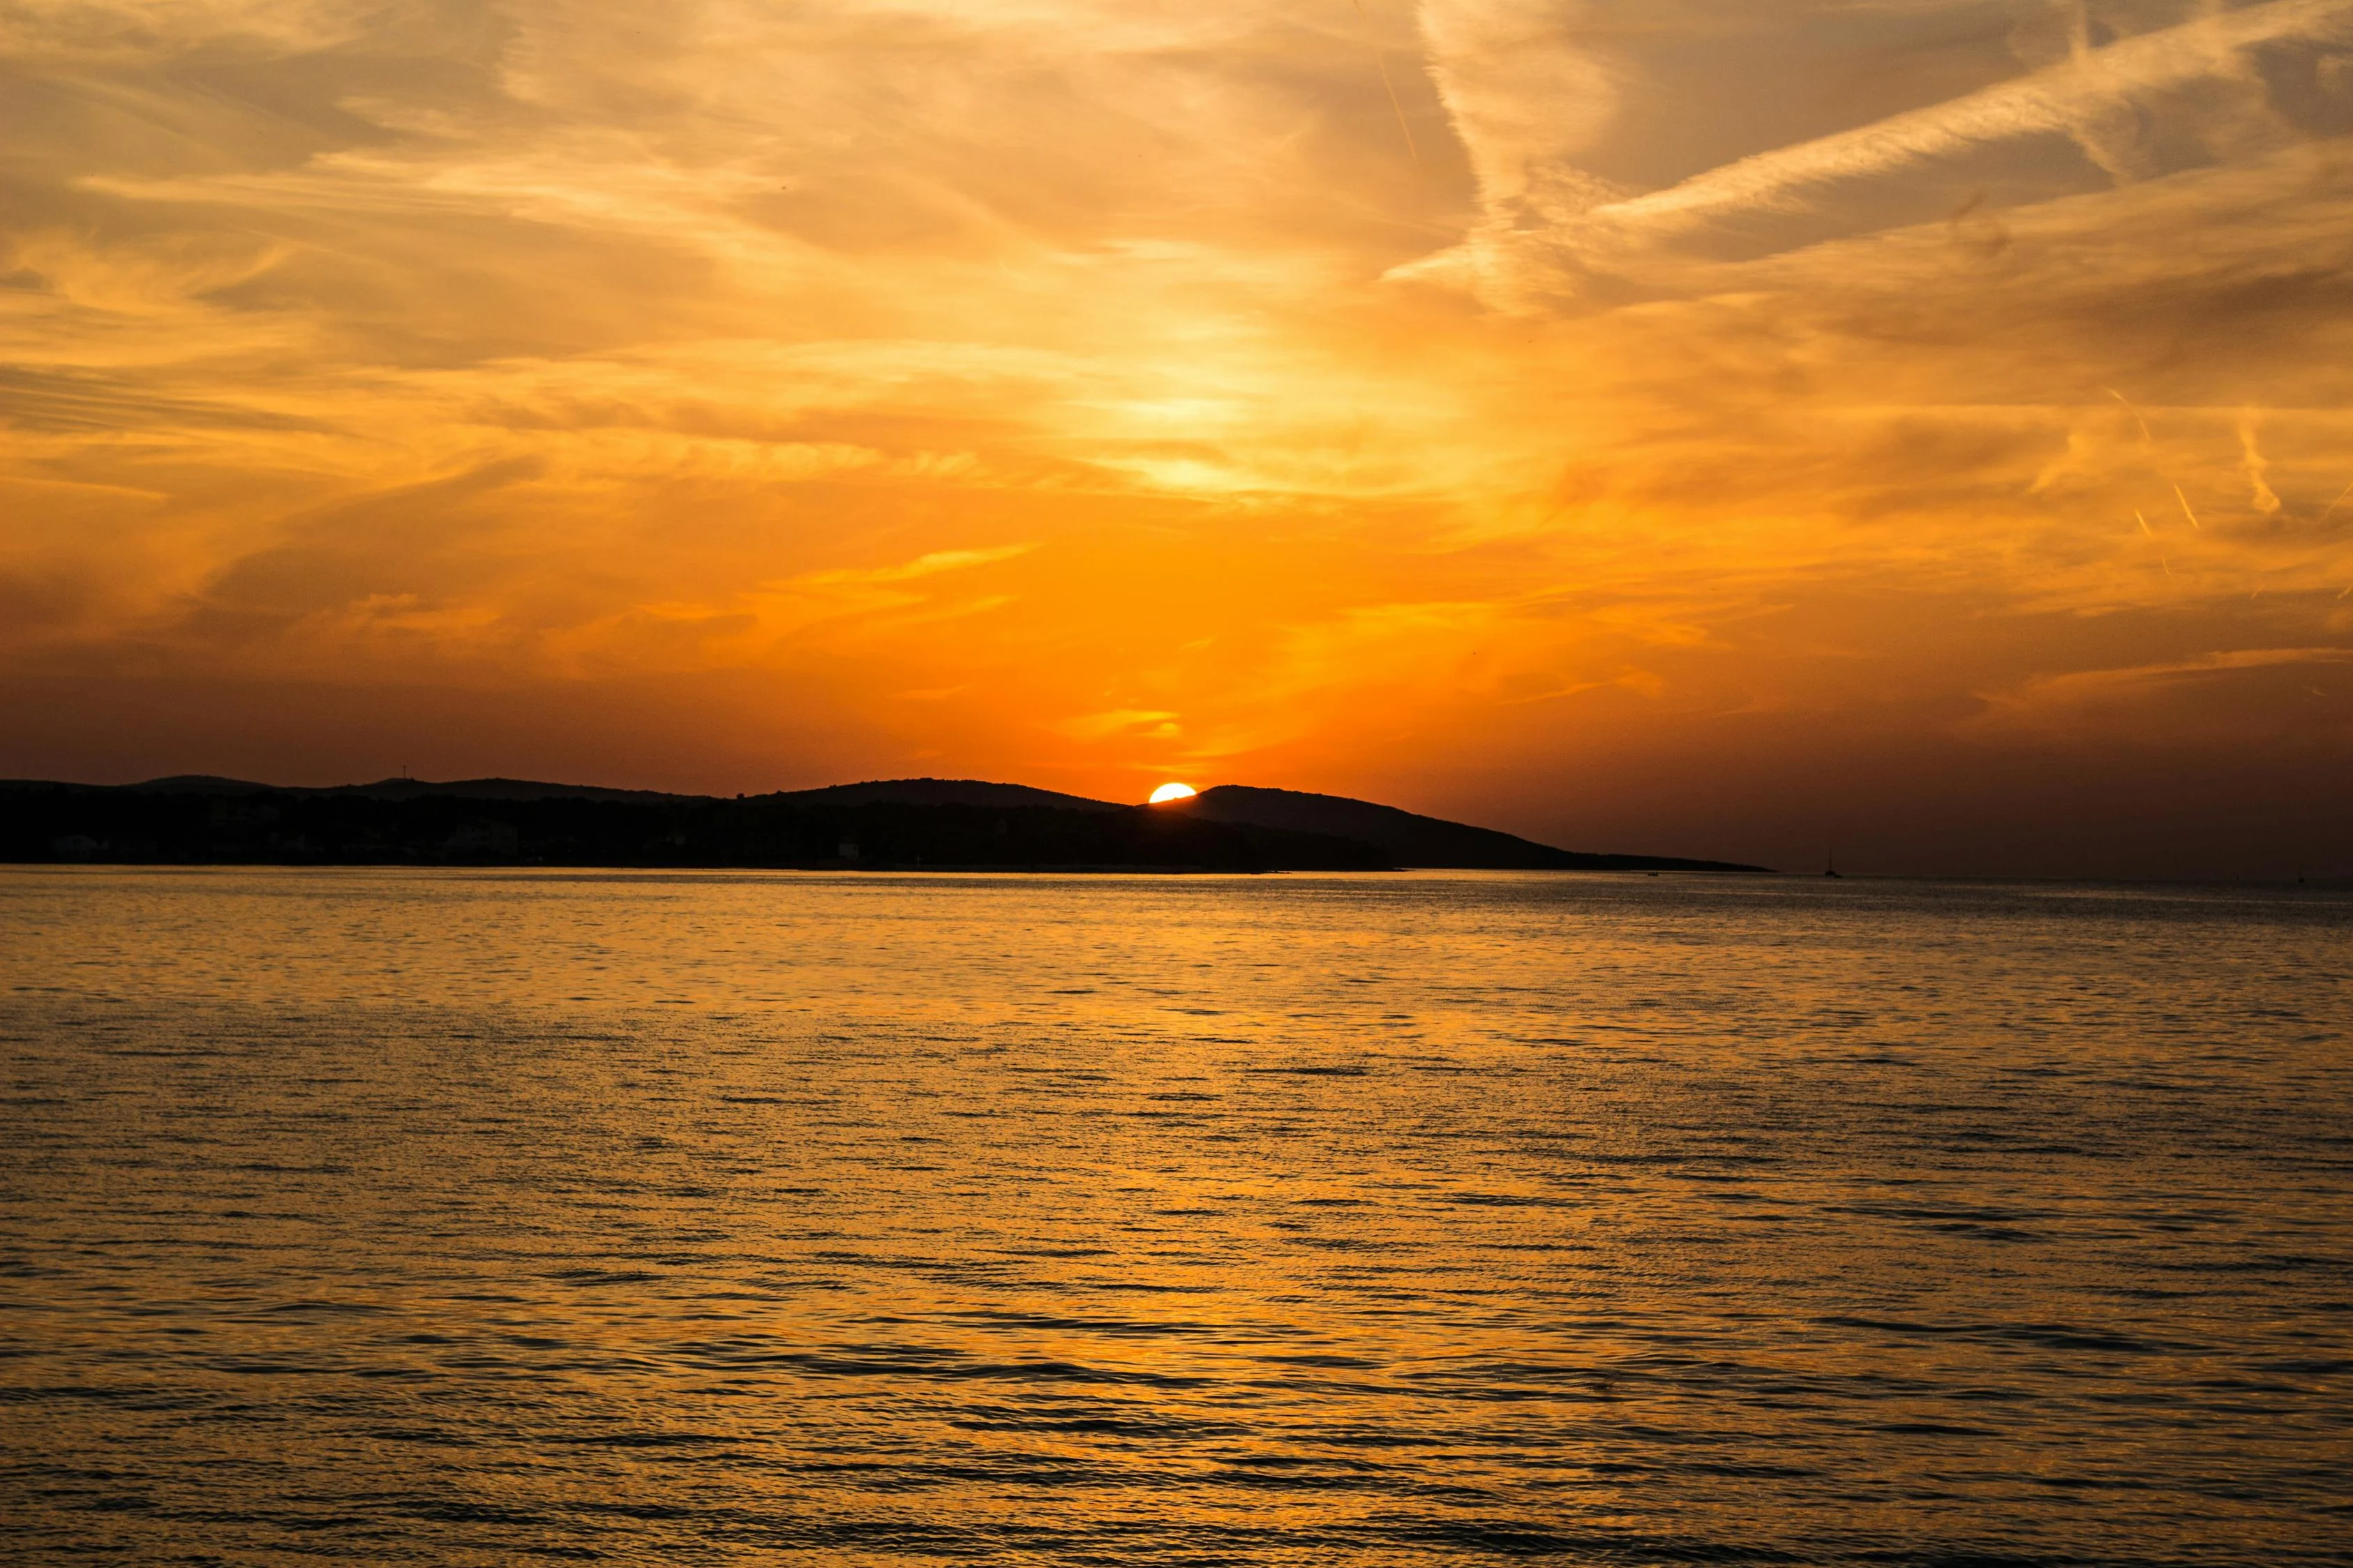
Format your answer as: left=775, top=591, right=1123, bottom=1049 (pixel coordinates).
left=1, top=775, right=1769, bottom=872
left=1170, top=784, right=1767, bottom=872
left=766, top=778, right=1123, bottom=812
left=112, top=775, right=692, bottom=803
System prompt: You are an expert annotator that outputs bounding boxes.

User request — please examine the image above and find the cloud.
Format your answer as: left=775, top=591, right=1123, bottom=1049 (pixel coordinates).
left=1970, top=643, right=2353, bottom=738
left=1062, top=708, right=1183, bottom=740
left=784, top=544, right=1037, bottom=590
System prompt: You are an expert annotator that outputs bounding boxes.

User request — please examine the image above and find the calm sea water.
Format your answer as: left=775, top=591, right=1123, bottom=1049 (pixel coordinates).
left=1, top=868, right=2347, bottom=1566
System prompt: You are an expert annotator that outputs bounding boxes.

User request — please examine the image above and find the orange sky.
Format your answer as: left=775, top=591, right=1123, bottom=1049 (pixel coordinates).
left=5, top=0, right=2351, bottom=875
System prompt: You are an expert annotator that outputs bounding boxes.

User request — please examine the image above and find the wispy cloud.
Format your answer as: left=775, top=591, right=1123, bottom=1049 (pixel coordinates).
left=786, top=544, right=1038, bottom=590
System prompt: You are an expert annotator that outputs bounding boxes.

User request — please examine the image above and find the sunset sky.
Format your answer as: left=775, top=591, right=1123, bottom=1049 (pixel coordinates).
left=5, top=0, right=2350, bottom=874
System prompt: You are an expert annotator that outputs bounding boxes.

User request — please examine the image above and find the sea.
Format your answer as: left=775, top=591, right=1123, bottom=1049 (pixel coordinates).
left=1, top=867, right=2347, bottom=1566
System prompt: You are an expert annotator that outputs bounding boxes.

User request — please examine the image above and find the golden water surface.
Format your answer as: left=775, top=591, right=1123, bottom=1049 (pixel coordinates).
left=3, top=869, right=2347, bottom=1564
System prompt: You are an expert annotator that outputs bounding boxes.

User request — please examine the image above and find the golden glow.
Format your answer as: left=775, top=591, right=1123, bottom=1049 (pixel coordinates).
left=1, top=0, right=2348, bottom=874
left=1148, top=783, right=1197, bottom=805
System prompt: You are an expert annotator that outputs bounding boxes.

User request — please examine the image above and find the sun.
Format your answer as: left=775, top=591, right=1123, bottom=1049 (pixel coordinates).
left=1148, top=782, right=1197, bottom=804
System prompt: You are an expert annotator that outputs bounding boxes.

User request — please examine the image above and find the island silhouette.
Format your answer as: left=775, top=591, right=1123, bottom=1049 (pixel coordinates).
left=1, top=775, right=1770, bottom=874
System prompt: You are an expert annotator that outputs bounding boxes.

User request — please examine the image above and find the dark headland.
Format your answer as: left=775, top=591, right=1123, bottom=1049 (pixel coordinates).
left=1, top=775, right=1771, bottom=874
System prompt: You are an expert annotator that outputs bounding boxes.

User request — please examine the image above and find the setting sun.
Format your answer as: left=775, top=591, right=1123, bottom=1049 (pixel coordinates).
left=1148, top=783, right=1197, bottom=805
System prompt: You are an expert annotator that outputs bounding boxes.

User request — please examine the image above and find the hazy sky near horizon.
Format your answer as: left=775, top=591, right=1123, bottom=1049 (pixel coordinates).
left=4, top=0, right=2352, bottom=874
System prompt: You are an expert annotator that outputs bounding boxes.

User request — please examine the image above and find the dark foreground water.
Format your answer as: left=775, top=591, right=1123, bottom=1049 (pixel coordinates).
left=1, top=869, right=2347, bottom=1566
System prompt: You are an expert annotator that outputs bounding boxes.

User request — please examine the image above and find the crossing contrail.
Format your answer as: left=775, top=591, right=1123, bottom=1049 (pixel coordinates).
left=1354, top=0, right=1420, bottom=165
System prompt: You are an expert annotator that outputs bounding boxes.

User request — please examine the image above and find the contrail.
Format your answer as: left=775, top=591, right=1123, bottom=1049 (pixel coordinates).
left=1353, top=0, right=1420, bottom=165
left=1591, top=0, right=2353, bottom=233
left=2135, top=510, right=2153, bottom=535
left=2316, top=478, right=2353, bottom=525
left=2174, top=484, right=2202, bottom=529
left=2105, top=387, right=2152, bottom=442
